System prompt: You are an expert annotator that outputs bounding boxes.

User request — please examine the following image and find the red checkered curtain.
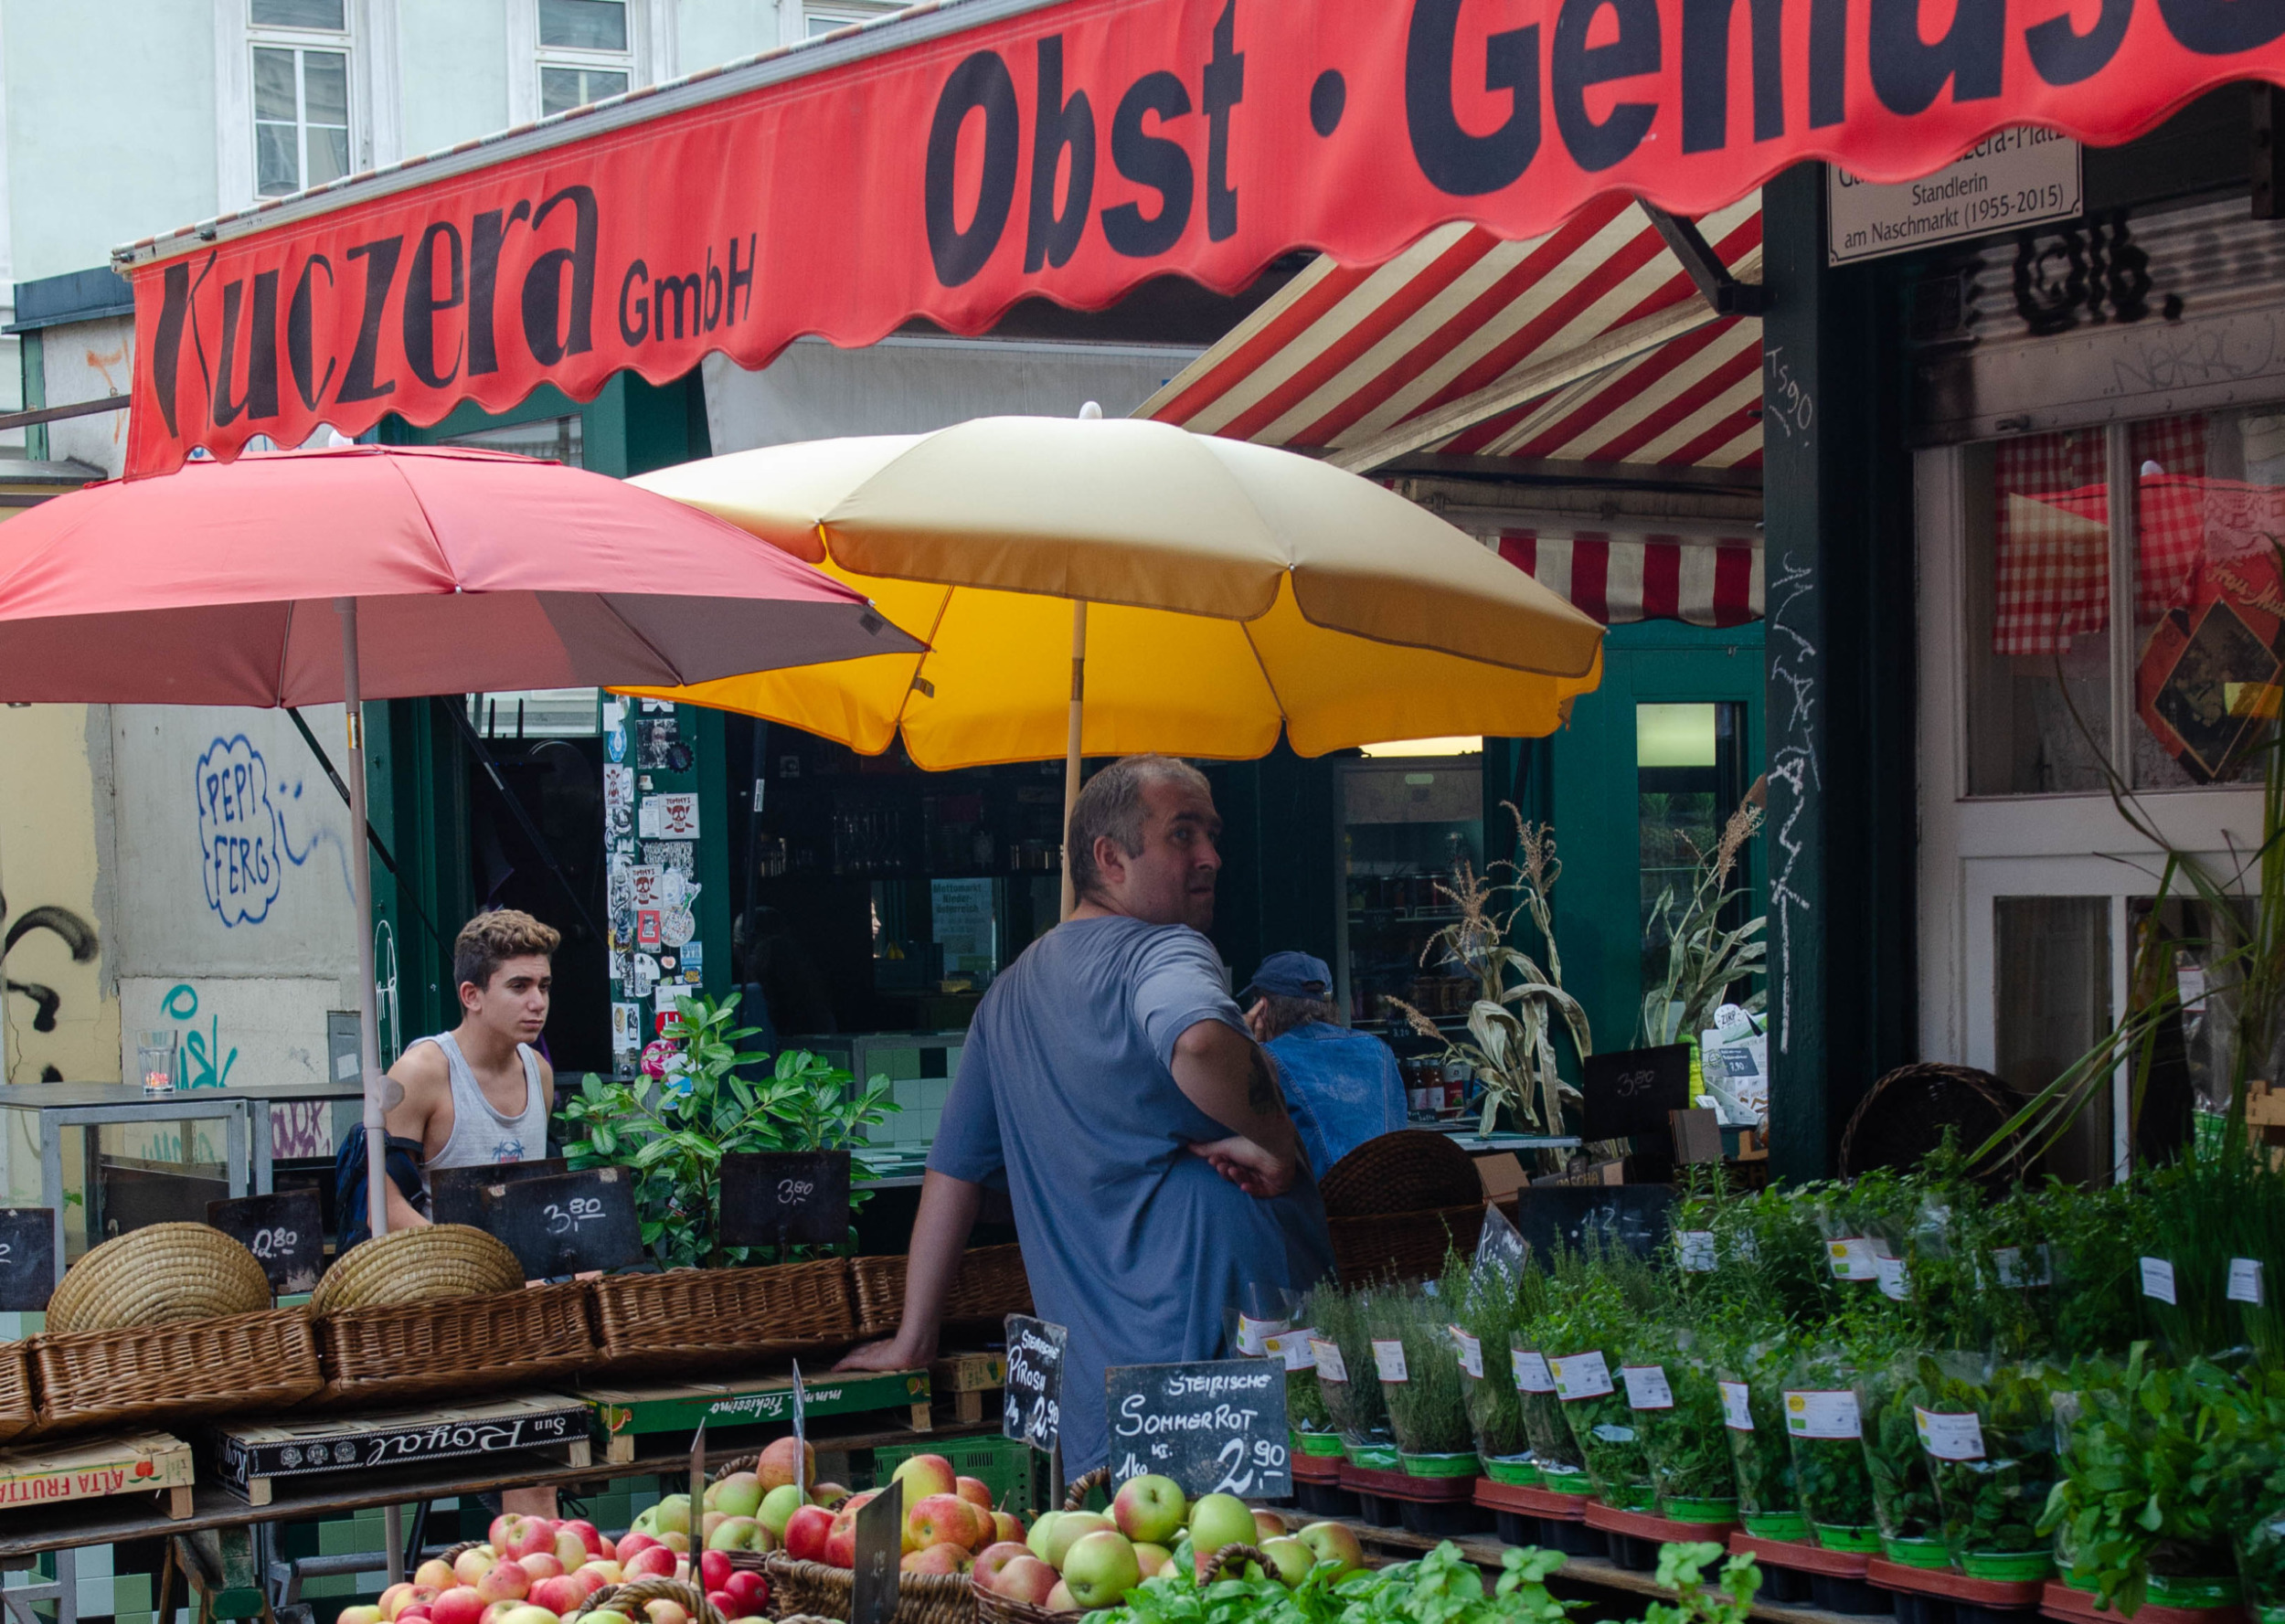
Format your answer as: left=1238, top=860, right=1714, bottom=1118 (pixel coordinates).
left=2131, top=417, right=2211, bottom=617
left=1993, top=430, right=2108, bottom=656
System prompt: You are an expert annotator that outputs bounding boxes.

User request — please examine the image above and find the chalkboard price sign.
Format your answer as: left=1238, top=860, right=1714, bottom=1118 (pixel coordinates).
left=207, top=1188, right=324, bottom=1295
left=1004, top=1315, right=1067, bottom=1453
left=1104, top=1357, right=1290, bottom=1500
left=0, top=1207, right=55, bottom=1311
left=1512, top=1184, right=1675, bottom=1261
left=850, top=1477, right=903, bottom=1624
left=718, top=1152, right=851, bottom=1248
left=431, top=1158, right=568, bottom=1228
left=1472, top=1201, right=1527, bottom=1288
left=478, top=1166, right=643, bottom=1279
left=1582, top=1045, right=1693, bottom=1141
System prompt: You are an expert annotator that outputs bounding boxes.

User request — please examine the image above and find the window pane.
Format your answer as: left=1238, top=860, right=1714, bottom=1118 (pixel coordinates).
left=1638, top=702, right=1748, bottom=1033
left=308, top=123, right=351, bottom=186
left=540, top=65, right=624, bottom=116
left=1962, top=432, right=2114, bottom=794
left=251, top=0, right=345, bottom=28
left=538, top=0, right=627, bottom=50
left=255, top=122, right=300, bottom=196
left=252, top=48, right=299, bottom=121
left=302, top=49, right=348, bottom=127
left=1993, top=896, right=2112, bottom=1185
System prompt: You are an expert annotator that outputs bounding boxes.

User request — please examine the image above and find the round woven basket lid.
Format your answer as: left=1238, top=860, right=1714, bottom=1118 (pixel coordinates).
left=308, top=1223, right=523, bottom=1314
left=1839, top=1062, right=2026, bottom=1189
left=44, top=1221, right=272, bottom=1333
left=1319, top=1129, right=1483, bottom=1217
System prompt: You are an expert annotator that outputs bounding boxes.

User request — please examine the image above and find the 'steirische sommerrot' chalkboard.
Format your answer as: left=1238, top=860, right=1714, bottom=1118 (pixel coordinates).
left=0, top=1207, right=55, bottom=1311
left=717, top=1152, right=851, bottom=1248
left=207, top=1188, right=324, bottom=1295
left=1581, top=1044, right=1694, bottom=1141
left=478, top=1165, right=643, bottom=1279
left=1004, top=1315, right=1066, bottom=1454
left=430, top=1157, right=568, bottom=1228
left=1103, top=1358, right=1291, bottom=1500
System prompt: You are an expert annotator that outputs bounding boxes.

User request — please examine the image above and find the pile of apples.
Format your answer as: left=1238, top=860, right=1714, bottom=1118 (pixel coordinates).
left=969, top=1475, right=1367, bottom=1613
left=781, top=1451, right=1027, bottom=1574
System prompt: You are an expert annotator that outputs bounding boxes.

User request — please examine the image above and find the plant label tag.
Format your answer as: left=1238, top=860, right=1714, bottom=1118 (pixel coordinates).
left=1784, top=1389, right=1861, bottom=1438
left=2141, top=1256, right=2178, bottom=1305
left=1874, top=1253, right=1910, bottom=1301
left=1550, top=1351, right=1614, bottom=1401
left=1449, top=1326, right=1483, bottom=1379
left=1311, top=1338, right=1348, bottom=1385
left=0, top=1207, right=55, bottom=1312
left=1265, top=1327, right=1316, bottom=1373
left=1718, top=1380, right=1754, bottom=1431
left=1914, top=1407, right=1985, bottom=1461
left=1236, top=1313, right=1287, bottom=1357
left=2231, top=1258, right=2266, bottom=1306
left=850, top=1476, right=902, bottom=1624
left=1621, top=1364, right=1675, bottom=1410
left=1827, top=1237, right=1878, bottom=1281
left=1004, top=1314, right=1067, bottom=1453
left=1677, top=1230, right=1718, bottom=1272
left=1371, top=1339, right=1408, bottom=1383
left=1514, top=1350, right=1556, bottom=1393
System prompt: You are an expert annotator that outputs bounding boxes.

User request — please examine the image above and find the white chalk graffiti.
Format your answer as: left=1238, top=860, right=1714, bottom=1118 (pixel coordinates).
left=1765, top=550, right=1819, bottom=1057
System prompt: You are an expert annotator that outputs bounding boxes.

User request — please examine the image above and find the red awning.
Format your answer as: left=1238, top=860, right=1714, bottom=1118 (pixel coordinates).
left=1494, top=531, right=1762, bottom=627
left=113, top=0, right=2285, bottom=476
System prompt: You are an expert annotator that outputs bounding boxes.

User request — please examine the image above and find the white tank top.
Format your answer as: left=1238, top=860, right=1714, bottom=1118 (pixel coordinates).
left=416, top=1031, right=549, bottom=1190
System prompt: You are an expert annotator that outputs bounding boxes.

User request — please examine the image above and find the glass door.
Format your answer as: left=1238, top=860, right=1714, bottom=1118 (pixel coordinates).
left=1333, top=759, right=1484, bottom=1031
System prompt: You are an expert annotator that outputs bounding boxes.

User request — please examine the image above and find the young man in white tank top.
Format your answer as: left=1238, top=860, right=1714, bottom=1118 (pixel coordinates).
left=379, top=908, right=560, bottom=1233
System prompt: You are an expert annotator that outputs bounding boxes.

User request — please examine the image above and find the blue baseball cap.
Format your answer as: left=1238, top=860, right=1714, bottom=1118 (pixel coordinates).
left=1244, top=950, right=1334, bottom=1000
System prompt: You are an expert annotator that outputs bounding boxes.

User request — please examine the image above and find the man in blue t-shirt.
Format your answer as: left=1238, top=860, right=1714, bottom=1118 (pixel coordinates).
left=835, top=755, right=1334, bottom=1472
left=1242, top=951, right=1408, bottom=1180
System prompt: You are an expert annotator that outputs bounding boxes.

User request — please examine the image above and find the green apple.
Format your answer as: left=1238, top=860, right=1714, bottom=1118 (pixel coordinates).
left=1110, top=1475, right=1186, bottom=1546
left=1185, top=1495, right=1256, bottom=1562
left=1041, top=1512, right=1111, bottom=1570
left=758, top=1483, right=805, bottom=1538
left=707, top=1471, right=764, bottom=1520
left=1026, top=1512, right=1062, bottom=1564
left=1060, top=1531, right=1142, bottom=1608
left=1259, top=1537, right=1313, bottom=1586
left=650, top=1495, right=693, bottom=1536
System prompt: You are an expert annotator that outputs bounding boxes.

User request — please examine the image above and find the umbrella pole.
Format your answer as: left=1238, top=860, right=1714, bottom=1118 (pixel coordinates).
left=337, top=599, right=388, bottom=1246
left=1060, top=600, right=1088, bottom=921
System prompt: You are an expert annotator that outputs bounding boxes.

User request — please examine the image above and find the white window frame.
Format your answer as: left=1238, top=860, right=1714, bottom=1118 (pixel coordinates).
left=217, top=0, right=397, bottom=214
left=511, top=0, right=662, bottom=128
left=1916, top=436, right=2269, bottom=1182
left=797, top=1, right=901, bottom=38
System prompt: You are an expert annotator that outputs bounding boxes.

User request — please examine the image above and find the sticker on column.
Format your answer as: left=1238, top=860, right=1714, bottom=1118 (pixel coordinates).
left=1718, top=1380, right=1754, bottom=1431
left=1784, top=1389, right=1861, bottom=1438
left=2141, top=1257, right=2178, bottom=1305
left=1621, top=1364, right=1674, bottom=1409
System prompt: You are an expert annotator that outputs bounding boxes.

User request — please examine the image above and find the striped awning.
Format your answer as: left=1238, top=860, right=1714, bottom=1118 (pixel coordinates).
left=1491, top=532, right=1762, bottom=628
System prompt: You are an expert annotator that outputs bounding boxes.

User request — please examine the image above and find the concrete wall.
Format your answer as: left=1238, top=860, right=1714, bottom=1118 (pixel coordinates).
left=43, top=313, right=132, bottom=475
left=399, top=0, right=512, bottom=159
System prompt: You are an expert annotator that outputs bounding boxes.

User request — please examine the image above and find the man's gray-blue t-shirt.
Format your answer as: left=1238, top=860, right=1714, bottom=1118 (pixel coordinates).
left=929, top=916, right=1336, bottom=1473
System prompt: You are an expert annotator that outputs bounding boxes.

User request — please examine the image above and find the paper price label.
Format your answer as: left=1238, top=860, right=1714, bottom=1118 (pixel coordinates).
left=1513, top=1350, right=1556, bottom=1393
left=2232, top=1258, right=2267, bottom=1307
left=1677, top=1230, right=1719, bottom=1272
left=1550, top=1350, right=1615, bottom=1401
left=1827, top=1237, right=1878, bottom=1281
left=1311, top=1338, right=1348, bottom=1385
left=1265, top=1327, right=1318, bottom=1372
left=2141, top=1257, right=2178, bottom=1305
left=1237, top=1313, right=1287, bottom=1356
left=1914, top=1406, right=1986, bottom=1461
left=1783, top=1389, right=1862, bottom=1439
left=1449, top=1326, right=1484, bottom=1379
left=1718, top=1380, right=1754, bottom=1431
left=1875, top=1254, right=1910, bottom=1301
left=1372, top=1339, right=1409, bottom=1383
left=1621, top=1364, right=1675, bottom=1410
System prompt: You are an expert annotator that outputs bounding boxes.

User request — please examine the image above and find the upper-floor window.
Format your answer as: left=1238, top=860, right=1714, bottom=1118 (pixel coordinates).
left=538, top=0, right=631, bottom=115
left=805, top=3, right=901, bottom=37
left=251, top=0, right=350, bottom=197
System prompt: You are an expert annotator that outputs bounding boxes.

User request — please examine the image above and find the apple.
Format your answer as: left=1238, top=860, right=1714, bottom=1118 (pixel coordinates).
left=617, top=1533, right=660, bottom=1562
left=515, top=1555, right=562, bottom=1583
left=759, top=1483, right=806, bottom=1538
left=491, top=1515, right=558, bottom=1561
left=1111, top=1475, right=1186, bottom=1546
left=1046, top=1579, right=1079, bottom=1613
left=379, top=1584, right=437, bottom=1620
left=1135, top=1543, right=1174, bottom=1578
left=643, top=1600, right=688, bottom=1624
left=901, top=1544, right=964, bottom=1576
left=991, top=1512, right=1026, bottom=1547
left=340, top=1608, right=384, bottom=1624
left=698, top=1550, right=734, bottom=1594
left=889, top=1453, right=958, bottom=1503
left=473, top=1562, right=529, bottom=1605
left=398, top=1609, right=432, bottom=1624
left=760, top=1436, right=817, bottom=1492
left=656, top=1533, right=690, bottom=1555
left=823, top=1512, right=858, bottom=1570
left=1026, top=1512, right=1063, bottom=1564
left=1295, top=1521, right=1366, bottom=1577
left=621, top=1545, right=676, bottom=1582
left=560, top=1521, right=607, bottom=1560
left=452, top=1551, right=494, bottom=1588
left=707, top=1593, right=737, bottom=1621
left=955, top=1477, right=994, bottom=1512
left=1187, top=1495, right=1257, bottom=1564
left=810, top=1481, right=851, bottom=1509
left=548, top=1530, right=589, bottom=1572
left=992, top=1555, right=1060, bottom=1607
left=1259, top=1537, right=1314, bottom=1586
left=907, top=1493, right=972, bottom=1554
left=783, top=1504, right=835, bottom=1565
left=707, top=1471, right=764, bottom=1519
left=494, top=1605, right=558, bottom=1624
left=707, top=1517, right=770, bottom=1554
left=972, top=1543, right=1031, bottom=1590
left=1041, top=1512, right=1111, bottom=1570
left=1062, top=1531, right=1142, bottom=1608
left=722, top=1571, right=770, bottom=1618
left=650, top=1495, right=693, bottom=1536
left=1252, top=1509, right=1288, bottom=1541
left=528, top=1576, right=589, bottom=1616
left=845, top=1489, right=880, bottom=1513
left=428, top=1588, right=486, bottom=1624
left=578, top=1562, right=622, bottom=1588
left=414, top=1561, right=459, bottom=1592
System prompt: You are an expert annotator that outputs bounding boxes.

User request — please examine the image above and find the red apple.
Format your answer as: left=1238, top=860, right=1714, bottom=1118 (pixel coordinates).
left=823, top=1512, right=858, bottom=1569
left=889, top=1454, right=958, bottom=1503
left=783, top=1504, right=835, bottom=1565
left=559, top=1521, right=606, bottom=1560
left=758, top=1436, right=816, bottom=1493
left=972, top=1543, right=1032, bottom=1592
left=643, top=1600, right=688, bottom=1624
left=379, top=1583, right=437, bottom=1621
left=526, top=1576, right=588, bottom=1617
left=397, top=1609, right=432, bottom=1624
left=622, top=1545, right=676, bottom=1582
left=473, top=1563, right=529, bottom=1606
left=907, top=1492, right=979, bottom=1554
left=723, top=1571, right=770, bottom=1619
left=428, top=1588, right=486, bottom=1624
left=515, top=1554, right=562, bottom=1583
left=553, top=1530, right=591, bottom=1571
left=452, top=1551, right=494, bottom=1588
left=698, top=1551, right=733, bottom=1594
left=490, top=1515, right=558, bottom=1562
left=616, top=1533, right=660, bottom=1562
left=954, top=1477, right=994, bottom=1512
left=414, top=1561, right=459, bottom=1592
left=990, top=1512, right=1025, bottom=1547
left=901, top=1544, right=964, bottom=1576
left=991, top=1557, right=1058, bottom=1608
left=707, top=1594, right=737, bottom=1620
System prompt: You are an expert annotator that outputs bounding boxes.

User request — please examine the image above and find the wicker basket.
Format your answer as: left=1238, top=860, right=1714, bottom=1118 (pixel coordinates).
left=1329, top=1202, right=1485, bottom=1286
left=1839, top=1063, right=2029, bottom=1189
left=587, top=1578, right=724, bottom=1624
left=761, top=1555, right=971, bottom=1624
left=1319, top=1130, right=1483, bottom=1218
left=851, top=1246, right=1031, bottom=1340
left=0, top=1338, right=31, bottom=1446
left=311, top=1225, right=524, bottom=1314
left=43, top=1223, right=271, bottom=1333
left=27, top=1305, right=321, bottom=1436
left=311, top=1279, right=597, bottom=1407
left=590, top=1259, right=856, bottom=1373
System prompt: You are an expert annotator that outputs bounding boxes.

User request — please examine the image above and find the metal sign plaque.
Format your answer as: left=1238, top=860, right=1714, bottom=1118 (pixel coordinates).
left=1829, top=131, right=2081, bottom=265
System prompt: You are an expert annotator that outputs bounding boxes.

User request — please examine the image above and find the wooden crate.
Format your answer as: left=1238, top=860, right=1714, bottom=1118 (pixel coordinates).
left=213, top=1394, right=590, bottom=1506
left=579, top=1368, right=930, bottom=1466
left=929, top=1352, right=1007, bottom=1426
left=0, top=1430, right=194, bottom=1520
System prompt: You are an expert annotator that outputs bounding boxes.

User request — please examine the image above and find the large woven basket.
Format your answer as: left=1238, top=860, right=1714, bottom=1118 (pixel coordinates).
left=761, top=1555, right=971, bottom=1624
left=1839, top=1062, right=2029, bottom=1189
left=0, top=1339, right=31, bottom=1446
left=311, top=1279, right=597, bottom=1407
left=310, top=1224, right=524, bottom=1314
left=1319, top=1130, right=1483, bottom=1218
left=590, top=1259, right=855, bottom=1373
left=587, top=1578, right=724, bottom=1624
left=1329, top=1202, right=1485, bottom=1286
left=851, top=1245, right=1030, bottom=1340
left=27, top=1305, right=321, bottom=1436
left=44, top=1223, right=271, bottom=1333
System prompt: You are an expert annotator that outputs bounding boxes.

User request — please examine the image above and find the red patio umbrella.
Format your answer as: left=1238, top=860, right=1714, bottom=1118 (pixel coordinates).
left=0, top=443, right=919, bottom=1243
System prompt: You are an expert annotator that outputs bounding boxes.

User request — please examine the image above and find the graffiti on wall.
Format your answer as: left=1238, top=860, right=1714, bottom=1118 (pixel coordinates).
left=0, top=889, right=100, bottom=1082
left=161, top=982, right=237, bottom=1090
left=196, top=734, right=351, bottom=927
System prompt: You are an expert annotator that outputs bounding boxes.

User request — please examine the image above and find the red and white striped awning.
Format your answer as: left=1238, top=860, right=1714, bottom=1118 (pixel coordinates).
left=1492, top=532, right=1763, bottom=628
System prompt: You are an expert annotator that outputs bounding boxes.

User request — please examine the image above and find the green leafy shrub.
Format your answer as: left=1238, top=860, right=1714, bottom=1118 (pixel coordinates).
left=1918, top=1353, right=2060, bottom=1578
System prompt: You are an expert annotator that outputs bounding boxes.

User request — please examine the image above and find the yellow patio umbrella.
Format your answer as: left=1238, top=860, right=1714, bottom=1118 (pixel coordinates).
left=618, top=410, right=1604, bottom=914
